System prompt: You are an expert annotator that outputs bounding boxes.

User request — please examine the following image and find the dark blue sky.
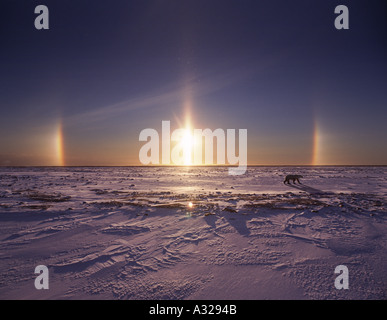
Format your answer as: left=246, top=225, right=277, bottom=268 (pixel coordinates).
left=1, top=0, right=386, bottom=165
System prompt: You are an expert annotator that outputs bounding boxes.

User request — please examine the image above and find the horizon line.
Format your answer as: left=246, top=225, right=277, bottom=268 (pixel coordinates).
left=0, top=164, right=386, bottom=168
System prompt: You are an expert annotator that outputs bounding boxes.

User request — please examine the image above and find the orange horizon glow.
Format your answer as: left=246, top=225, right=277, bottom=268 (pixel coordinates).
left=16, top=116, right=382, bottom=168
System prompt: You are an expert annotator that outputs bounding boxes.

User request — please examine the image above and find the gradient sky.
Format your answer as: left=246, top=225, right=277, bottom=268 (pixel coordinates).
left=0, top=0, right=386, bottom=166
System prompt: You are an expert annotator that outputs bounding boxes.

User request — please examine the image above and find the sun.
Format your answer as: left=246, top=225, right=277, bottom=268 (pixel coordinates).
left=181, top=127, right=193, bottom=165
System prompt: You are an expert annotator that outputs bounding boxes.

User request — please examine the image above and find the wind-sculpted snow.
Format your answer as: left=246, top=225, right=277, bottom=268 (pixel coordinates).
left=0, top=166, right=386, bottom=299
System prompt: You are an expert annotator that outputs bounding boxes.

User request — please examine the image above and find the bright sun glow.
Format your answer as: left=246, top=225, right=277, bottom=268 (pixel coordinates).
left=181, top=126, right=194, bottom=165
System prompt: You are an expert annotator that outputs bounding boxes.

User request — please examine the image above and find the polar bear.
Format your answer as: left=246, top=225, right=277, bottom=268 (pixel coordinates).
left=283, top=174, right=303, bottom=184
